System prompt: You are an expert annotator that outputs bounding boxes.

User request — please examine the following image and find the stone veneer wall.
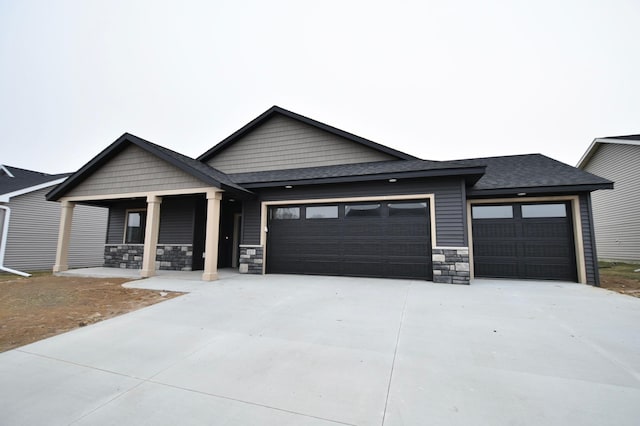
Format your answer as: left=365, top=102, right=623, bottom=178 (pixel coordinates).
left=239, top=245, right=263, bottom=274
left=432, top=247, right=470, bottom=284
left=104, top=244, right=193, bottom=271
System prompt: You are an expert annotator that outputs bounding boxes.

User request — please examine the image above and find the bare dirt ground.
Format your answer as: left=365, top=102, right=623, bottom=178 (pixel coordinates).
left=0, top=273, right=182, bottom=352
left=599, top=262, right=640, bottom=298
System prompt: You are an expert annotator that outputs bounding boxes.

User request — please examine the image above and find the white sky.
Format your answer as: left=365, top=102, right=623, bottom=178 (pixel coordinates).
left=1, top=0, right=639, bottom=174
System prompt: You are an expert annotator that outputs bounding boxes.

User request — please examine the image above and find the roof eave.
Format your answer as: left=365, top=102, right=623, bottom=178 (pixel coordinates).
left=237, top=166, right=486, bottom=189
left=47, top=133, right=252, bottom=201
left=467, top=182, right=614, bottom=198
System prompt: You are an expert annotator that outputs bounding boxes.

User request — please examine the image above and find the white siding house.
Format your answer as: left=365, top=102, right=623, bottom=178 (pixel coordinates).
left=0, top=165, right=107, bottom=273
left=578, top=136, right=640, bottom=262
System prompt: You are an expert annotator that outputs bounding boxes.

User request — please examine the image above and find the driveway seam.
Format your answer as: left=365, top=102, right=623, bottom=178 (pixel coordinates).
left=381, top=282, right=411, bottom=425
left=146, top=379, right=358, bottom=425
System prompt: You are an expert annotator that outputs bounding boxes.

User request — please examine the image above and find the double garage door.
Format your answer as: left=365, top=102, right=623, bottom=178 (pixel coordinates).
left=471, top=202, right=577, bottom=281
left=266, top=200, right=432, bottom=280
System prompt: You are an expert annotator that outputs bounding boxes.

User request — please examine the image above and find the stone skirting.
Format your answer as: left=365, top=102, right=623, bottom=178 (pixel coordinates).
left=432, top=247, right=470, bottom=284
left=239, top=245, right=263, bottom=274
left=155, top=245, right=193, bottom=271
left=104, top=244, right=193, bottom=271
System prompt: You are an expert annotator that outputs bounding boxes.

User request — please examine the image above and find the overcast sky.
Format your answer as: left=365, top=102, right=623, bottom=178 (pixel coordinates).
left=1, top=0, right=639, bottom=174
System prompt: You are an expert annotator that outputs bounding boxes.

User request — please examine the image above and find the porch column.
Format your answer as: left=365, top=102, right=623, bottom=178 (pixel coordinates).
left=202, top=191, right=222, bottom=281
left=141, top=195, right=162, bottom=278
left=53, top=200, right=75, bottom=272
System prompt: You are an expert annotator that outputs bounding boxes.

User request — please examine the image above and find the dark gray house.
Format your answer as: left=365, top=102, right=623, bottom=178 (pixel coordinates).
left=0, top=165, right=107, bottom=275
left=47, top=106, right=612, bottom=284
left=578, top=135, right=640, bottom=262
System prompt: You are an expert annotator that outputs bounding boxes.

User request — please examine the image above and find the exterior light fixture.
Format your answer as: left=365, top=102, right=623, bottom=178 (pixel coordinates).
left=388, top=178, right=397, bottom=183
left=285, top=185, right=293, bottom=189
left=517, top=192, right=527, bottom=196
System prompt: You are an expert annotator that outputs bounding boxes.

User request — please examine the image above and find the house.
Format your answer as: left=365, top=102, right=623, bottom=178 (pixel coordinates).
left=46, top=106, right=612, bottom=284
left=0, top=165, right=108, bottom=275
left=577, top=135, right=640, bottom=263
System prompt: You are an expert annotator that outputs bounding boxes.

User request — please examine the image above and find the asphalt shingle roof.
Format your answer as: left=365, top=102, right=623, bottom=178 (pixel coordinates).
left=0, top=165, right=69, bottom=196
left=449, top=154, right=613, bottom=192
left=229, top=159, right=483, bottom=185
left=228, top=154, right=612, bottom=193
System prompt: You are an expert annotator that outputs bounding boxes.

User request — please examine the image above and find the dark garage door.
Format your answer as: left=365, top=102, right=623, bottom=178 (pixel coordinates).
left=266, top=200, right=432, bottom=280
left=472, top=202, right=577, bottom=281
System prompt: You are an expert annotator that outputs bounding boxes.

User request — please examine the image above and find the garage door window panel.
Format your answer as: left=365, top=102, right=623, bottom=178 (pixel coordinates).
left=305, top=205, right=338, bottom=219
left=271, top=207, right=300, bottom=220
left=345, top=204, right=382, bottom=218
left=472, top=205, right=514, bottom=219
left=388, top=202, right=428, bottom=217
left=521, top=204, right=566, bottom=218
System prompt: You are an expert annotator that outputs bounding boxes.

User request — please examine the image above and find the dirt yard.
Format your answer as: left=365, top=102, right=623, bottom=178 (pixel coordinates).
left=599, top=262, right=640, bottom=298
left=0, top=273, right=182, bottom=352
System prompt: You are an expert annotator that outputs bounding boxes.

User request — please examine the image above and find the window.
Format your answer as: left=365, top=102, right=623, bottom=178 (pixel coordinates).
left=472, top=205, right=514, bottom=219
left=522, top=204, right=567, bottom=218
left=345, top=203, right=381, bottom=218
left=388, top=202, right=428, bottom=217
left=271, top=207, right=300, bottom=220
left=305, top=205, right=338, bottom=219
left=125, top=210, right=146, bottom=243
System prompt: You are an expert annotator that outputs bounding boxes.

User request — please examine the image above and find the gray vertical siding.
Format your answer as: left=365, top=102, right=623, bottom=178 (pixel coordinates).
left=241, top=177, right=466, bottom=247
left=582, top=143, right=640, bottom=262
left=65, top=144, right=211, bottom=198
left=207, top=115, right=397, bottom=174
left=580, top=193, right=599, bottom=286
left=3, top=188, right=108, bottom=271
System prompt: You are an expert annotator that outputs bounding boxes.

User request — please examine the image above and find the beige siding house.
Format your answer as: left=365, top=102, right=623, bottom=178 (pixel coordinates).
left=0, top=165, right=107, bottom=274
left=578, top=135, right=640, bottom=262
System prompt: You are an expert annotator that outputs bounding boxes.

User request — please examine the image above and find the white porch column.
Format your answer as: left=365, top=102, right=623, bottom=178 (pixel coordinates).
left=53, top=200, right=75, bottom=272
left=141, top=195, right=162, bottom=278
left=202, top=191, right=222, bottom=281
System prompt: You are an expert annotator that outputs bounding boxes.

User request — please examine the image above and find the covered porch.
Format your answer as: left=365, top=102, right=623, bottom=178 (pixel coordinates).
left=46, top=133, right=252, bottom=282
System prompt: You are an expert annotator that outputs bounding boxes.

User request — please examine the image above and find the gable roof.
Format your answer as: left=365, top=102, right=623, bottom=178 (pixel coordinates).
left=46, top=133, right=252, bottom=201
left=450, top=154, right=613, bottom=196
left=577, top=134, right=640, bottom=169
left=197, top=106, right=419, bottom=163
left=0, top=165, right=69, bottom=202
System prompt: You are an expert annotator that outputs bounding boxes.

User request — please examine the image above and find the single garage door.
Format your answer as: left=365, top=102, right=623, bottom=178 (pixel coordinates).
left=471, top=202, right=577, bottom=281
left=266, top=200, right=432, bottom=280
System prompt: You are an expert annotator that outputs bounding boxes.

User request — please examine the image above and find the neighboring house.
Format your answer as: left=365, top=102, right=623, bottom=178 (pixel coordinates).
left=0, top=165, right=108, bottom=273
left=46, top=106, right=612, bottom=285
left=577, top=135, right=640, bottom=263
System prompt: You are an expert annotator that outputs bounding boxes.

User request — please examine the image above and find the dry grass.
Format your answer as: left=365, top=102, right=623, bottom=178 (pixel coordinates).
left=0, top=273, right=182, bottom=352
left=598, top=261, right=640, bottom=298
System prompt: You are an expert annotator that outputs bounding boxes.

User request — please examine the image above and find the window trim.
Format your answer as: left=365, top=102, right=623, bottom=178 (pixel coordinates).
left=123, top=209, right=147, bottom=244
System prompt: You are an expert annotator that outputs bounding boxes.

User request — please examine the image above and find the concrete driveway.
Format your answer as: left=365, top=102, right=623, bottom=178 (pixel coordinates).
left=1, top=274, right=639, bottom=425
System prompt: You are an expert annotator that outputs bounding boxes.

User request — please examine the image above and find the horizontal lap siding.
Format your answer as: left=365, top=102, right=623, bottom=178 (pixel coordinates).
left=4, top=188, right=108, bottom=270
left=582, top=143, right=640, bottom=262
left=207, top=115, right=396, bottom=174
left=65, top=144, right=210, bottom=197
left=105, top=198, right=196, bottom=245
left=158, top=198, right=195, bottom=244
left=241, top=178, right=466, bottom=247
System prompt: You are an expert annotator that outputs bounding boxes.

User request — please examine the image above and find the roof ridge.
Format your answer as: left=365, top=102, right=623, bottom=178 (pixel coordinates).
left=197, top=105, right=420, bottom=162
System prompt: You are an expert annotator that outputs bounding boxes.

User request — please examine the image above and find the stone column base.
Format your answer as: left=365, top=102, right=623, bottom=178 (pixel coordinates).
left=239, top=245, right=264, bottom=274
left=432, top=247, right=470, bottom=284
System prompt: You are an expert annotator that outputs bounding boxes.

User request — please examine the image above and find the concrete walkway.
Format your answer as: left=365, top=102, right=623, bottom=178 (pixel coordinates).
left=1, top=275, right=639, bottom=425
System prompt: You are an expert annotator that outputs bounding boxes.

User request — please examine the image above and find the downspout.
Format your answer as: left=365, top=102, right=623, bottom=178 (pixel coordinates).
left=0, top=205, right=31, bottom=277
